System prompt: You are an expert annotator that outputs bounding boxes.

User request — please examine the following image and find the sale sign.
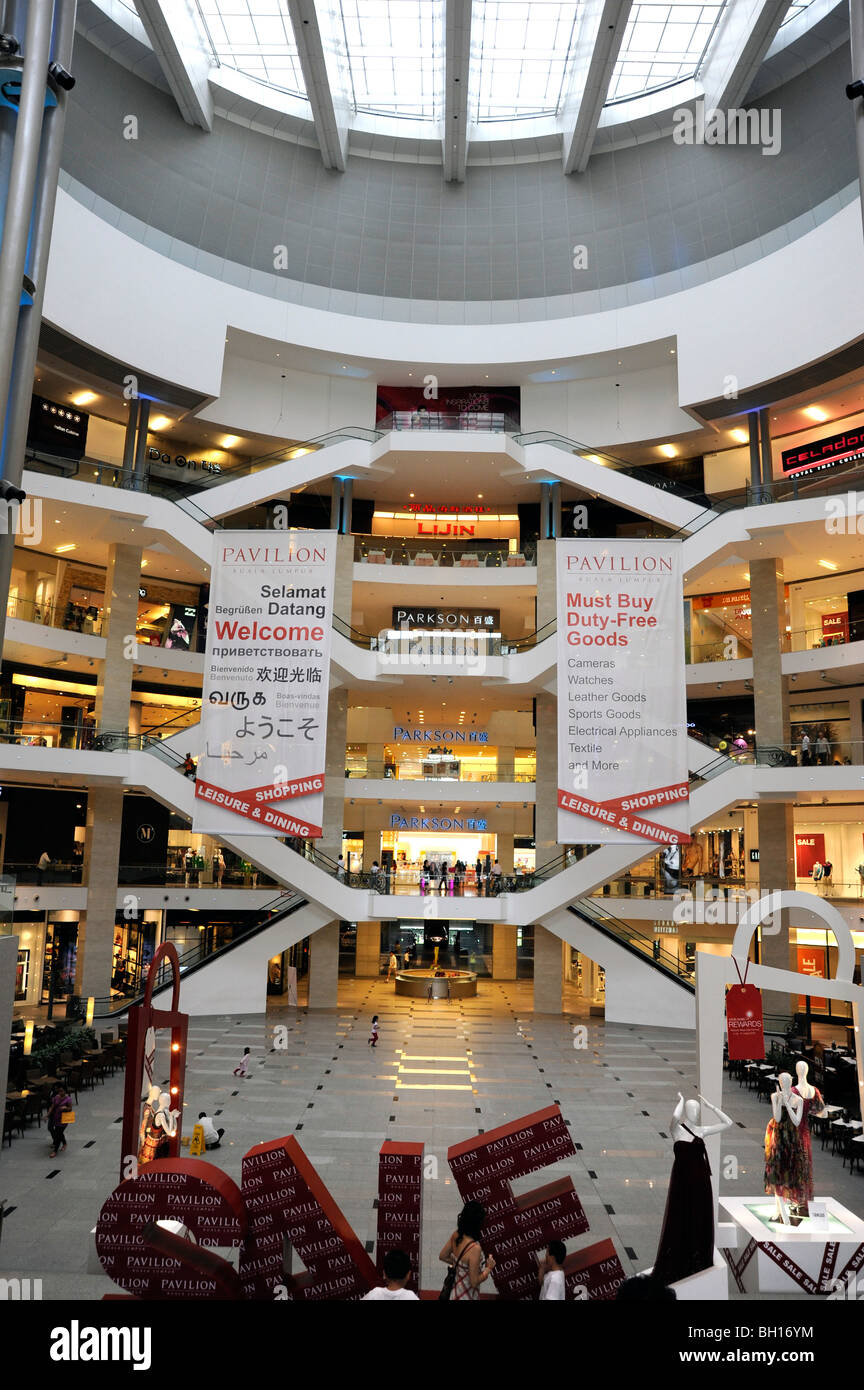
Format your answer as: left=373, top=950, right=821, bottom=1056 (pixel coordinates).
left=795, top=834, right=825, bottom=878
left=194, top=532, right=336, bottom=837
left=797, top=945, right=827, bottom=1009
left=556, top=540, right=689, bottom=846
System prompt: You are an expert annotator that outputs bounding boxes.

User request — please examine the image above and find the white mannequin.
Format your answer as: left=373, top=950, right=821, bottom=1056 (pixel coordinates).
left=138, top=1082, right=161, bottom=1151
left=768, top=1072, right=803, bottom=1223
left=794, top=1059, right=816, bottom=1101
left=670, top=1092, right=733, bottom=1142
left=154, top=1091, right=180, bottom=1140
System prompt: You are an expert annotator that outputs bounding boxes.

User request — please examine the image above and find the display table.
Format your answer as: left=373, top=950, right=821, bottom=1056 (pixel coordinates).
left=720, top=1197, right=864, bottom=1295
left=394, top=969, right=477, bottom=999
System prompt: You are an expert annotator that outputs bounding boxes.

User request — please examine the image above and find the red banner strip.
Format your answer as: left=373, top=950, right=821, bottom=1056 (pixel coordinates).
left=558, top=789, right=690, bottom=844
left=722, top=1238, right=756, bottom=1293
left=598, top=781, right=690, bottom=816
left=195, top=779, right=322, bottom=837
left=241, top=773, right=325, bottom=804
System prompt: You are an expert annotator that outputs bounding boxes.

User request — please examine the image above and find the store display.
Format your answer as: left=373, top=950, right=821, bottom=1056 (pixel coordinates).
left=653, top=1093, right=733, bottom=1285
left=764, top=1073, right=805, bottom=1224
left=791, top=1062, right=825, bottom=1214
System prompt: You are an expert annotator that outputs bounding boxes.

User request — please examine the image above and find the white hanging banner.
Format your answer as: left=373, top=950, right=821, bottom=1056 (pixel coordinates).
left=556, top=539, right=689, bottom=846
left=194, top=531, right=336, bottom=837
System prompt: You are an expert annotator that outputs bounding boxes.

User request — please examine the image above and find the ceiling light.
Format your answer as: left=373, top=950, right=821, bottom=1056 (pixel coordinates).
left=803, top=406, right=828, bottom=422
left=54, top=543, right=76, bottom=553
left=730, top=429, right=748, bottom=444
left=141, top=560, right=148, bottom=568
left=150, top=415, right=171, bottom=431
left=659, top=444, right=677, bottom=458
left=220, top=435, right=240, bottom=449
left=819, top=559, right=838, bottom=571
left=71, top=390, right=96, bottom=407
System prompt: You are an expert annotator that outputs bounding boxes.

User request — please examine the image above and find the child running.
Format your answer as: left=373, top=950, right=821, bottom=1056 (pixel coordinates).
left=368, top=1015, right=380, bottom=1048
left=233, top=1046, right=251, bottom=1077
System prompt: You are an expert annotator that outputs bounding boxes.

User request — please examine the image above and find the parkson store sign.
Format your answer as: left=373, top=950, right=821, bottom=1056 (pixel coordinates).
left=393, top=726, right=488, bottom=743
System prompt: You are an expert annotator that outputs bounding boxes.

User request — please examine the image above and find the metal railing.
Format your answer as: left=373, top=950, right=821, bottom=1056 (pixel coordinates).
left=378, top=411, right=519, bottom=434
left=343, top=760, right=535, bottom=783
left=354, top=538, right=537, bottom=568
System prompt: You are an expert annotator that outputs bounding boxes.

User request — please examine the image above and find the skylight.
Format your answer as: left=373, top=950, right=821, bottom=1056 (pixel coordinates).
left=607, top=1, right=727, bottom=105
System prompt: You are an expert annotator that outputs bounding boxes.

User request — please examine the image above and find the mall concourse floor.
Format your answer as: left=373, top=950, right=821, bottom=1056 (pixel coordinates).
left=2, top=980, right=862, bottom=1301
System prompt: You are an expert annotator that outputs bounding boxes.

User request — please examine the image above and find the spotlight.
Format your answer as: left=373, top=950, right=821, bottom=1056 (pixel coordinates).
left=846, top=79, right=864, bottom=100
left=48, top=60, right=75, bottom=90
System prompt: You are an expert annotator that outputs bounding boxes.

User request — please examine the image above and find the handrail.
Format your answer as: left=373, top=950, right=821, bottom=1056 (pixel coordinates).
left=513, top=430, right=713, bottom=506
left=567, top=902, right=695, bottom=991
left=77, top=887, right=308, bottom=1017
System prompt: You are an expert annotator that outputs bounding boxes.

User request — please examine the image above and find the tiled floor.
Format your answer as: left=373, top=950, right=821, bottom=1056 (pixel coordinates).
left=1, top=978, right=861, bottom=1299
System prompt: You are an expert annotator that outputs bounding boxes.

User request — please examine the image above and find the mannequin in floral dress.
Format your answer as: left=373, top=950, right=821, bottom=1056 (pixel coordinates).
left=791, top=1060, right=825, bottom=1214
left=764, top=1073, right=804, bottom=1223
left=138, top=1092, right=179, bottom=1166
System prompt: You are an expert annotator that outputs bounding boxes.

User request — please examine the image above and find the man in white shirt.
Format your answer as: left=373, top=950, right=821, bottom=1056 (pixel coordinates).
left=362, top=1250, right=419, bottom=1300
left=538, top=1241, right=567, bottom=1300
left=197, top=1111, right=224, bottom=1150
left=37, top=850, right=51, bottom=884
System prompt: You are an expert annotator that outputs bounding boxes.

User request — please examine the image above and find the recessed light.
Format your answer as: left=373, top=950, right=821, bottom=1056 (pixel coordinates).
left=659, top=444, right=677, bottom=458
left=819, top=559, right=838, bottom=571
left=71, top=390, right=96, bottom=406
left=54, top=543, right=76, bottom=553
left=730, top=428, right=748, bottom=444
left=803, top=406, right=828, bottom=422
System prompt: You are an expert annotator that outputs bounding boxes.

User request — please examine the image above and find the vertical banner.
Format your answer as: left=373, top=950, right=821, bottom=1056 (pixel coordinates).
left=194, top=531, right=336, bottom=837
left=557, top=540, right=689, bottom=846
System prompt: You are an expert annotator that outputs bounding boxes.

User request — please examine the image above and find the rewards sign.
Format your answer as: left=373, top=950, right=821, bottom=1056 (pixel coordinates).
left=726, top=958, right=765, bottom=1060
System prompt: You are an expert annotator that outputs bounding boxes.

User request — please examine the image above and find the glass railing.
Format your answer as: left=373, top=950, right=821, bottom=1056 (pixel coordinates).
left=344, top=760, right=536, bottom=783
left=568, top=899, right=694, bottom=986
left=354, top=537, right=537, bottom=568
left=69, top=886, right=306, bottom=1016
left=688, top=623, right=861, bottom=664
left=333, top=613, right=557, bottom=655
left=378, top=411, right=519, bottom=434
left=514, top=430, right=713, bottom=506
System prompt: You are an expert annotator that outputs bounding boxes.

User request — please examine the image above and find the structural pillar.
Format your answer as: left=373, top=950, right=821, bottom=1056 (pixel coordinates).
left=95, top=542, right=143, bottom=731
left=131, top=398, right=150, bottom=490
left=355, top=921, right=381, bottom=977
left=533, top=923, right=563, bottom=1013
left=77, top=786, right=124, bottom=1000
left=496, top=834, right=514, bottom=874
left=308, top=920, right=339, bottom=1008
left=751, top=557, right=797, bottom=1018
left=492, top=923, right=516, bottom=979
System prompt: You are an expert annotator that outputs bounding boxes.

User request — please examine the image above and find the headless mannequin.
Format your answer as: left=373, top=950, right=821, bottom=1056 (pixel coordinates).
left=670, top=1093, right=733, bottom=1143
left=794, top=1060, right=816, bottom=1102
left=769, top=1073, right=803, bottom=1223
left=138, top=1083, right=161, bottom=1153
left=154, top=1092, right=179, bottom=1141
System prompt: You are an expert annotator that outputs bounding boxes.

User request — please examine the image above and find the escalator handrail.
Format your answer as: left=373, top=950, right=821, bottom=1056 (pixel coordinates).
left=567, top=902, right=695, bottom=991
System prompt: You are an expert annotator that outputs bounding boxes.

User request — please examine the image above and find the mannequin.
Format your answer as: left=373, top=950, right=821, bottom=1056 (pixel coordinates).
left=764, top=1072, right=804, bottom=1224
left=653, top=1093, right=733, bottom=1286
left=790, top=1061, right=825, bottom=1217
left=139, top=1092, right=180, bottom=1166
left=138, top=1082, right=161, bottom=1159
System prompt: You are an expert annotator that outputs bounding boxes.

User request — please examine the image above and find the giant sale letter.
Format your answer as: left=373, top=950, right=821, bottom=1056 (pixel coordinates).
left=194, top=531, right=336, bottom=837
left=557, top=540, right=689, bottom=846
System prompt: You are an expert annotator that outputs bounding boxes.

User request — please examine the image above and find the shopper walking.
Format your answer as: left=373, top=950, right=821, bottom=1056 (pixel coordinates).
left=233, top=1046, right=251, bottom=1078
left=799, top=730, right=811, bottom=766
left=37, top=849, right=51, bottom=884
left=439, top=1201, right=495, bottom=1300
left=182, top=752, right=196, bottom=778
left=475, top=858, right=483, bottom=896
left=336, top=853, right=346, bottom=881
left=368, top=1014, right=380, bottom=1048
left=490, top=859, right=502, bottom=895
left=387, top=951, right=398, bottom=981
left=815, top=730, right=830, bottom=765
left=47, top=1082, right=73, bottom=1158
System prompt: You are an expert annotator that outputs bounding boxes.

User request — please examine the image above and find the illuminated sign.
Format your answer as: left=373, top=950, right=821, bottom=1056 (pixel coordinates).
left=392, top=607, right=500, bottom=631
left=390, top=814, right=488, bottom=831
left=147, top=446, right=222, bottom=474
left=393, top=725, right=488, bottom=743
left=781, top=425, right=864, bottom=477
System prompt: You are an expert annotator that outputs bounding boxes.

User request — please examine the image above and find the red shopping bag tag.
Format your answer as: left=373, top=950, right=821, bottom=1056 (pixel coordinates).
left=726, top=975, right=765, bottom=1060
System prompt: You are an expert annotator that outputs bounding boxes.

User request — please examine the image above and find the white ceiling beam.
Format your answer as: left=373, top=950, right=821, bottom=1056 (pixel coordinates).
left=561, top=0, right=633, bottom=175
left=700, top=0, right=793, bottom=111
left=442, top=0, right=473, bottom=183
left=285, top=0, right=351, bottom=172
left=133, top=0, right=214, bottom=131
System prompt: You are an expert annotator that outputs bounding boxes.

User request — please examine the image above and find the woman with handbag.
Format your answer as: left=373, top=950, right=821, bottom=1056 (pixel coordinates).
left=47, top=1082, right=73, bottom=1158
left=438, top=1201, right=496, bottom=1301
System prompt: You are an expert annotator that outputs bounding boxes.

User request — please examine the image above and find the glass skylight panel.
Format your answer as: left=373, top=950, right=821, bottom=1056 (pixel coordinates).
left=194, top=1, right=307, bottom=97
left=607, top=1, right=726, bottom=104
left=338, top=1, right=445, bottom=119
left=473, top=1, right=582, bottom=122
left=781, top=1, right=815, bottom=24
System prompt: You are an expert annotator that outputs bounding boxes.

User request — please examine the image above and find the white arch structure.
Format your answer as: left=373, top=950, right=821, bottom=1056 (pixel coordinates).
left=696, top=892, right=864, bottom=1216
